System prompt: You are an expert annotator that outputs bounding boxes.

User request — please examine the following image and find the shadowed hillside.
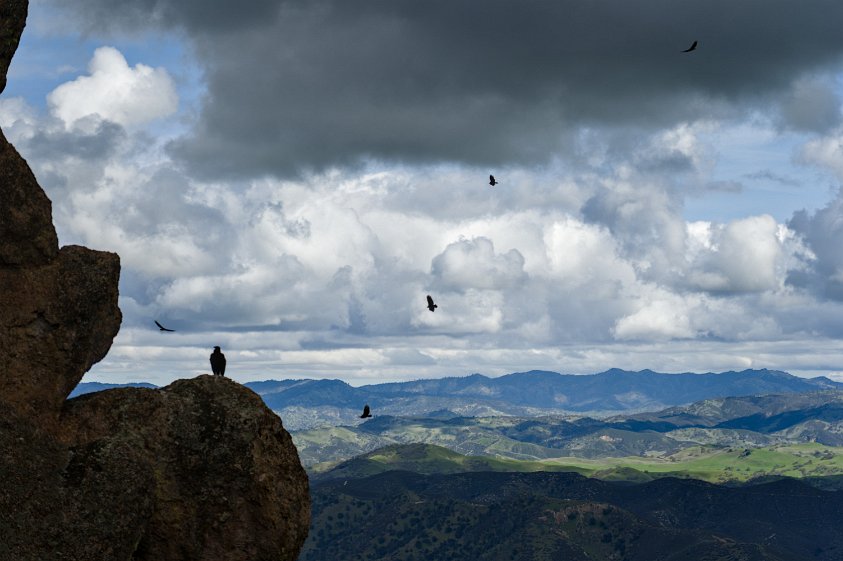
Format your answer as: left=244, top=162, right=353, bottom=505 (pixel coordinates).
left=301, top=470, right=841, bottom=560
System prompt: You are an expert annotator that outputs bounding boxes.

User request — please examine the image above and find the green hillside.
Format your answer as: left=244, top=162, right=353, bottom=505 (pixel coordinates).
left=292, top=391, right=843, bottom=469
left=314, top=442, right=843, bottom=486
left=311, top=443, right=590, bottom=482
left=544, top=442, right=843, bottom=484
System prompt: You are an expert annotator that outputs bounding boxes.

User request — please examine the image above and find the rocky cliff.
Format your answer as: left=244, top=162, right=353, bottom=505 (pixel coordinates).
left=0, top=2, right=310, bottom=559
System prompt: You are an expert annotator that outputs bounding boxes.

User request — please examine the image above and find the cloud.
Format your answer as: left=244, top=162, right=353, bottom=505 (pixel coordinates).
left=685, top=215, right=786, bottom=293
left=612, top=294, right=696, bottom=341
left=13, top=5, right=843, bottom=383
left=47, top=46, right=177, bottom=127
left=800, top=126, right=843, bottom=180
left=701, top=180, right=744, bottom=194
left=48, top=0, right=843, bottom=178
left=743, top=170, right=800, bottom=187
left=431, top=237, right=526, bottom=291
left=789, top=188, right=843, bottom=300
left=778, top=76, right=842, bottom=133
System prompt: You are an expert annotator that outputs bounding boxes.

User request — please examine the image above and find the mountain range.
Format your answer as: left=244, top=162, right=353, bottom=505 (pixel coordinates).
left=72, top=368, right=843, bottom=430
left=293, top=390, right=843, bottom=469
left=257, top=369, right=841, bottom=430
left=69, top=370, right=843, bottom=560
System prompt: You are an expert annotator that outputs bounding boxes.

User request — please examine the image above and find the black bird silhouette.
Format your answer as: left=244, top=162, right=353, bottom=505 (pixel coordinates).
left=489, top=174, right=498, bottom=187
left=426, top=294, right=438, bottom=312
left=210, top=346, right=226, bottom=376
left=154, top=320, right=175, bottom=332
left=360, top=404, right=373, bottom=418
left=682, top=40, right=698, bottom=53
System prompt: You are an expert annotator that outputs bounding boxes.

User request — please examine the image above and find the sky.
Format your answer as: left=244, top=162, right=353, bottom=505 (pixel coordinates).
left=4, top=0, right=843, bottom=386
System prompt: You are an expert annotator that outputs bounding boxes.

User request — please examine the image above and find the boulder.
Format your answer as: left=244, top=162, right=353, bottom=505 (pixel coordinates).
left=61, top=376, right=311, bottom=561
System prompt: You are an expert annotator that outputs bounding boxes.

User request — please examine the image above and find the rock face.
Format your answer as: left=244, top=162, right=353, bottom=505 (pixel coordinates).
left=0, top=0, right=57, bottom=265
left=0, top=0, right=116, bottom=423
left=61, top=376, right=311, bottom=561
left=0, top=2, right=310, bottom=559
left=0, top=244, right=122, bottom=421
left=0, top=0, right=26, bottom=96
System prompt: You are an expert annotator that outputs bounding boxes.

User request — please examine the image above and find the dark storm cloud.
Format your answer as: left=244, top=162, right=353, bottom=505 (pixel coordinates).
left=60, top=0, right=282, bottom=33
left=54, top=0, right=843, bottom=178
left=778, top=77, right=842, bottom=134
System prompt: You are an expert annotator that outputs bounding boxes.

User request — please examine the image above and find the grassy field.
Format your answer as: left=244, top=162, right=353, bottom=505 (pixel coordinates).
left=540, top=442, right=843, bottom=483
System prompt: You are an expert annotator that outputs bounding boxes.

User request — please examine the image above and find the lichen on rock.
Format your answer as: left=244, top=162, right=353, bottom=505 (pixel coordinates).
left=0, top=2, right=310, bottom=559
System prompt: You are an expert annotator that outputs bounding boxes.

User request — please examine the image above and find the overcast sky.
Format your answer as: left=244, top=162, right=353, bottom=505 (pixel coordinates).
left=5, top=0, right=843, bottom=385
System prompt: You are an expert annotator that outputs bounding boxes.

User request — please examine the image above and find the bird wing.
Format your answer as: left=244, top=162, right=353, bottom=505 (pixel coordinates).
left=155, top=320, right=164, bottom=329
left=362, top=404, right=370, bottom=416
left=427, top=295, right=434, bottom=306
left=489, top=175, right=495, bottom=182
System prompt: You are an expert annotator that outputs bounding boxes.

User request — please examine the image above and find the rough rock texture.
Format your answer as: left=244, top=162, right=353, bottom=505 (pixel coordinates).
left=0, top=2, right=310, bottom=559
left=62, top=377, right=311, bottom=561
left=0, top=0, right=58, bottom=265
left=0, top=244, right=122, bottom=421
left=0, top=101, right=59, bottom=266
left=0, top=0, right=26, bottom=96
left=0, top=407, right=156, bottom=561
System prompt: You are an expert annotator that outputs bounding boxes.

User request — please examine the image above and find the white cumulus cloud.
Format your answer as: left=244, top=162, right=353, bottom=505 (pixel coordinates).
left=47, top=46, right=177, bottom=127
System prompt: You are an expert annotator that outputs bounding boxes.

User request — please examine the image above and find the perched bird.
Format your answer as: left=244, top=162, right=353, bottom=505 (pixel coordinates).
left=154, top=320, right=175, bottom=332
left=682, top=40, right=698, bottom=53
left=360, top=404, right=373, bottom=418
left=210, top=346, right=227, bottom=376
left=489, top=174, right=498, bottom=187
left=426, top=294, right=438, bottom=312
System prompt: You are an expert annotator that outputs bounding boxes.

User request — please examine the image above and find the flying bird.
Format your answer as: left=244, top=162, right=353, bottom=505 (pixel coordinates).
left=154, top=320, right=175, bottom=332
left=426, top=295, right=438, bottom=312
left=360, top=404, right=373, bottom=418
left=210, top=346, right=227, bottom=376
left=682, top=40, right=698, bottom=53
left=489, top=175, right=498, bottom=187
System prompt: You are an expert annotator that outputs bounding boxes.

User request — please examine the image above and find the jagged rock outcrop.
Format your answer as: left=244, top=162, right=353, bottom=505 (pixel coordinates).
left=61, top=376, right=311, bottom=561
left=0, top=0, right=57, bottom=265
left=0, top=0, right=26, bottom=96
left=0, top=0, right=118, bottom=423
left=0, top=2, right=310, bottom=559
left=0, top=244, right=122, bottom=421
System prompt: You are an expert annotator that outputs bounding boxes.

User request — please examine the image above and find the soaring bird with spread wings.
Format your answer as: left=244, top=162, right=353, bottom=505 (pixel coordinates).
left=682, top=40, right=698, bottom=53
left=155, top=320, right=175, bottom=332
left=489, top=175, right=498, bottom=187
left=360, top=404, right=373, bottom=418
left=426, top=295, right=438, bottom=312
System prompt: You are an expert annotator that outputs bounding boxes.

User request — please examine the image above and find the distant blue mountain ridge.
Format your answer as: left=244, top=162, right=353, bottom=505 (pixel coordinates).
left=71, top=369, right=842, bottom=421
left=68, top=381, right=157, bottom=397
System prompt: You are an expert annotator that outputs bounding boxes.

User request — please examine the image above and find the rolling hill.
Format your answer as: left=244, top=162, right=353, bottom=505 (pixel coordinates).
left=300, top=470, right=843, bottom=560
left=292, top=390, right=843, bottom=467
left=311, top=441, right=843, bottom=487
